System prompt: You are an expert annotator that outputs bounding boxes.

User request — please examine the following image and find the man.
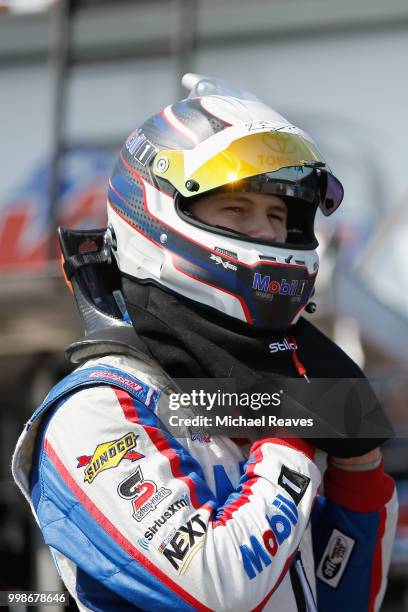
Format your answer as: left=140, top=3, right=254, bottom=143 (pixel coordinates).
left=13, top=75, right=397, bottom=611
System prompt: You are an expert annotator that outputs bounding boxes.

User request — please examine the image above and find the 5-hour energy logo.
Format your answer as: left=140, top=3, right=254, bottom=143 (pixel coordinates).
left=76, top=432, right=144, bottom=483
left=118, top=466, right=171, bottom=522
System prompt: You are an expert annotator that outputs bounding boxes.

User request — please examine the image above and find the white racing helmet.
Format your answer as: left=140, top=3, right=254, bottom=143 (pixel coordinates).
left=107, top=75, right=344, bottom=330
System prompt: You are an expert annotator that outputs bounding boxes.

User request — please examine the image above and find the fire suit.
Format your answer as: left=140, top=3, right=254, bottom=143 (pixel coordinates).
left=12, top=353, right=397, bottom=611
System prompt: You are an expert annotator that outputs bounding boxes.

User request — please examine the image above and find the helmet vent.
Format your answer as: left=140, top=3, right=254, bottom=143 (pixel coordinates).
left=259, top=255, right=276, bottom=261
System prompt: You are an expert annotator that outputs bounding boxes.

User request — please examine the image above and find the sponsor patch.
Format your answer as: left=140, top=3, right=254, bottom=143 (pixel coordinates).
left=316, top=529, right=355, bottom=588
left=137, top=537, right=150, bottom=551
left=125, top=130, right=157, bottom=165
left=268, top=338, right=297, bottom=353
left=144, top=494, right=191, bottom=541
left=190, top=431, right=211, bottom=444
left=77, top=432, right=144, bottom=483
left=86, top=370, right=159, bottom=408
left=240, top=494, right=299, bottom=580
left=278, top=465, right=310, bottom=506
left=209, top=253, right=237, bottom=271
left=88, top=371, right=142, bottom=393
left=214, top=246, right=238, bottom=259
left=160, top=513, right=207, bottom=574
left=117, top=466, right=171, bottom=522
left=252, top=273, right=308, bottom=298
left=158, top=527, right=178, bottom=553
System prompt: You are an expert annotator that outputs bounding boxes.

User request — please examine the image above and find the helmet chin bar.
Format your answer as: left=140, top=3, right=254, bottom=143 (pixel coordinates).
left=59, top=221, right=318, bottom=361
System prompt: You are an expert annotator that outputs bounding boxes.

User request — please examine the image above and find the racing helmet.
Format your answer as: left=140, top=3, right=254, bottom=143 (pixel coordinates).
left=107, top=75, right=344, bottom=330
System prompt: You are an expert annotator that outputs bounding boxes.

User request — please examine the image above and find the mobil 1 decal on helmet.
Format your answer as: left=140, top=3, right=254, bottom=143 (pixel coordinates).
left=248, top=263, right=315, bottom=328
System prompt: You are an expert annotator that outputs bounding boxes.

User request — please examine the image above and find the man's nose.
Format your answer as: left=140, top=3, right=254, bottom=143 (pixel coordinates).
left=245, top=214, right=277, bottom=241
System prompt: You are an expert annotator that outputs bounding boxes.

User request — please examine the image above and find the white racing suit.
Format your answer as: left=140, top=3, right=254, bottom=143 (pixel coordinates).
left=12, top=354, right=398, bottom=611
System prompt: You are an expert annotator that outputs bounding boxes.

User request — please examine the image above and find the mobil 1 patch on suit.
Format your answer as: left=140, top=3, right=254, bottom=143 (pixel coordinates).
left=317, top=528, right=356, bottom=588
left=278, top=465, right=310, bottom=505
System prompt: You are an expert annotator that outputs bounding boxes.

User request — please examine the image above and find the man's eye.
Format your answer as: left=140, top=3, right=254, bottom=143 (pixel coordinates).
left=268, top=214, right=284, bottom=221
left=225, top=206, right=245, bottom=213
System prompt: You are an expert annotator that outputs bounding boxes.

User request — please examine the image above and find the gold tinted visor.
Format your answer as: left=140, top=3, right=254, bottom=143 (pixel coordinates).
left=153, top=131, right=326, bottom=197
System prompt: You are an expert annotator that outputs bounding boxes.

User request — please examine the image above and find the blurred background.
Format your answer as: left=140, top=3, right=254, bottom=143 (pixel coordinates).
left=0, top=0, right=407, bottom=610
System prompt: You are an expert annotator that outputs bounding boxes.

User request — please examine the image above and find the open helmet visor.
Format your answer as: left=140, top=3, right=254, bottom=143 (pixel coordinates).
left=153, top=130, right=344, bottom=216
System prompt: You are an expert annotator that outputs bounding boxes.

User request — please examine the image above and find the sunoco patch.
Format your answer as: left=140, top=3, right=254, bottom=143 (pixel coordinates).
left=76, top=432, right=144, bottom=483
